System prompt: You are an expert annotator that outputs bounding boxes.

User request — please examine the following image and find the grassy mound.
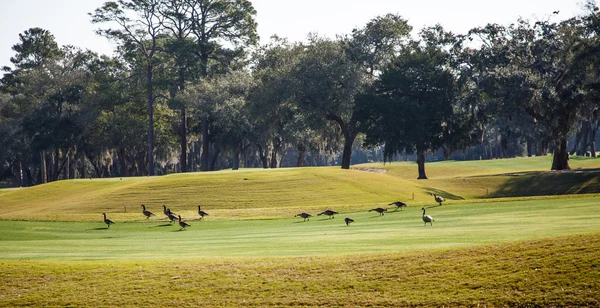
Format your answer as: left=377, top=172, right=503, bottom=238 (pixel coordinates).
left=0, top=156, right=599, bottom=221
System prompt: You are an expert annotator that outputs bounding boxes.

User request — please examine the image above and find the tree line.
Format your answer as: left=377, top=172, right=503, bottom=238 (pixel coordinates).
left=1, top=0, right=599, bottom=186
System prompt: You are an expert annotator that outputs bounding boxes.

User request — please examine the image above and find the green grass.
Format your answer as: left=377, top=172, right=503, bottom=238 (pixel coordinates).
left=1, top=233, right=599, bottom=307
left=1, top=156, right=600, bottom=306
left=1, top=196, right=599, bottom=260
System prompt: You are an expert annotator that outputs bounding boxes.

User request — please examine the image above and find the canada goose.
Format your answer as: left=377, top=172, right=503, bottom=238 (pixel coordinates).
left=389, top=201, right=408, bottom=210
left=432, top=194, right=445, bottom=206
left=369, top=207, right=387, bottom=216
left=162, top=205, right=170, bottom=217
left=318, top=210, right=338, bottom=219
left=141, top=204, right=155, bottom=219
left=102, top=213, right=114, bottom=228
left=167, top=209, right=178, bottom=223
left=421, top=207, right=434, bottom=226
left=178, top=215, right=190, bottom=230
left=197, top=205, right=209, bottom=219
left=344, top=217, right=354, bottom=226
left=295, top=212, right=312, bottom=221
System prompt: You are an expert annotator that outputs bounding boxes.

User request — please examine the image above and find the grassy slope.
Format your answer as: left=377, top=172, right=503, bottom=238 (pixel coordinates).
left=355, top=156, right=600, bottom=199
left=0, top=167, right=422, bottom=221
left=0, top=156, right=599, bottom=222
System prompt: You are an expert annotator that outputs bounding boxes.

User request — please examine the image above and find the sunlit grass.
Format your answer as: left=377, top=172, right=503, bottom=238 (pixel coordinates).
left=1, top=233, right=598, bottom=307
left=1, top=196, right=599, bottom=260
left=1, top=156, right=600, bottom=306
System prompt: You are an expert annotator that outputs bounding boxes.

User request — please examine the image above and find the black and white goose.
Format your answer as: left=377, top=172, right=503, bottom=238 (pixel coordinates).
left=141, top=204, right=155, bottom=220
left=389, top=201, right=408, bottom=210
left=432, top=194, right=445, bottom=206
left=167, top=208, right=178, bottom=223
left=102, top=213, right=115, bottom=228
left=178, top=215, right=190, bottom=230
left=295, top=212, right=312, bottom=221
left=344, top=217, right=354, bottom=226
left=197, top=205, right=209, bottom=219
left=318, top=210, right=339, bottom=219
left=421, top=207, right=434, bottom=226
left=369, top=207, right=387, bottom=216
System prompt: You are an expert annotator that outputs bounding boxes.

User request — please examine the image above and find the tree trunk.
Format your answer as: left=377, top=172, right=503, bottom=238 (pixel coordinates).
left=200, top=119, right=210, bottom=171
left=147, top=66, right=155, bottom=176
left=118, top=147, right=129, bottom=177
left=40, top=151, right=47, bottom=184
left=479, top=125, right=486, bottom=160
left=79, top=153, right=86, bottom=179
left=570, top=127, right=582, bottom=155
left=178, top=67, right=188, bottom=173
left=551, top=138, right=570, bottom=170
left=297, top=146, right=305, bottom=167
left=270, top=139, right=282, bottom=169
left=341, top=133, right=356, bottom=169
left=257, top=144, right=269, bottom=169
left=65, top=154, right=70, bottom=180
left=417, top=150, right=427, bottom=179
left=209, top=148, right=220, bottom=171
left=526, top=137, right=533, bottom=157
left=232, top=149, right=240, bottom=170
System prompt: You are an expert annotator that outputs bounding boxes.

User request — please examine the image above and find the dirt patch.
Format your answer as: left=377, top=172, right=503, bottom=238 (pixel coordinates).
left=351, top=167, right=388, bottom=174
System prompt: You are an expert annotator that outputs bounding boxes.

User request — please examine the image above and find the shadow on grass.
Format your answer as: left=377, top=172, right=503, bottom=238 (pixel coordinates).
left=488, top=169, right=600, bottom=198
left=293, top=220, right=311, bottom=223
left=149, top=223, right=174, bottom=228
left=424, top=189, right=465, bottom=203
left=90, top=227, right=110, bottom=230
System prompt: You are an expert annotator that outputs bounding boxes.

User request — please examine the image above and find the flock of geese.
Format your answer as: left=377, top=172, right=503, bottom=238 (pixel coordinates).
left=294, top=193, right=444, bottom=226
left=102, top=204, right=209, bottom=230
left=102, top=193, right=446, bottom=229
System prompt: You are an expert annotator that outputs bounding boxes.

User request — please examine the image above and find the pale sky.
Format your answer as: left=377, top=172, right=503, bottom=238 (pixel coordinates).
left=0, top=0, right=587, bottom=69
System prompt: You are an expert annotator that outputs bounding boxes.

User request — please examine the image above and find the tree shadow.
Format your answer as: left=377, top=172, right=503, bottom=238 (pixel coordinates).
left=425, top=188, right=465, bottom=201
left=488, top=169, right=600, bottom=198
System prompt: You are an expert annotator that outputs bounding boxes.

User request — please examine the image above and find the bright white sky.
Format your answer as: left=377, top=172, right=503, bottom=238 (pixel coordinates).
left=0, top=0, right=587, bottom=69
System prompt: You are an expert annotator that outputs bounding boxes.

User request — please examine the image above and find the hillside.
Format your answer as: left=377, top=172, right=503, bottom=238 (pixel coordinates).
left=0, top=156, right=599, bottom=221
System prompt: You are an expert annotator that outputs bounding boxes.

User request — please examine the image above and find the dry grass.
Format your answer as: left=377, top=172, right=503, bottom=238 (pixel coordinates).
left=1, top=233, right=598, bottom=307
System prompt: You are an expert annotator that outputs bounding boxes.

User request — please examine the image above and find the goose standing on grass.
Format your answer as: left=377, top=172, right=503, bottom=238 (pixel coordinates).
left=197, top=205, right=209, bottom=219
left=102, top=213, right=114, bottom=228
left=318, top=210, right=339, bottom=219
left=421, top=207, right=434, bottom=226
left=389, top=201, right=408, bottom=210
left=344, top=217, right=354, bottom=226
left=295, top=212, right=312, bottom=222
left=167, top=208, right=178, bottom=223
left=432, top=194, right=445, bottom=206
left=141, top=204, right=155, bottom=220
left=178, top=215, right=190, bottom=230
left=162, top=205, right=170, bottom=218
left=369, top=207, right=387, bottom=216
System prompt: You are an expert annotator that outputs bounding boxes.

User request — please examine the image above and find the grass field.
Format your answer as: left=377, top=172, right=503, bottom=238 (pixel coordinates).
left=1, top=156, right=600, bottom=306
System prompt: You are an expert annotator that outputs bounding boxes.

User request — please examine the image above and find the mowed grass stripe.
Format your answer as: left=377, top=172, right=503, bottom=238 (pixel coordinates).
left=1, top=232, right=598, bottom=307
left=1, top=196, right=599, bottom=260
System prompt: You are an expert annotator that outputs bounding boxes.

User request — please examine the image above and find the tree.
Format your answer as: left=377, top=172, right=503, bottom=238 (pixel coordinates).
left=91, top=0, right=165, bottom=176
left=357, top=31, right=462, bottom=179
left=185, top=0, right=258, bottom=171
left=291, top=36, right=365, bottom=169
